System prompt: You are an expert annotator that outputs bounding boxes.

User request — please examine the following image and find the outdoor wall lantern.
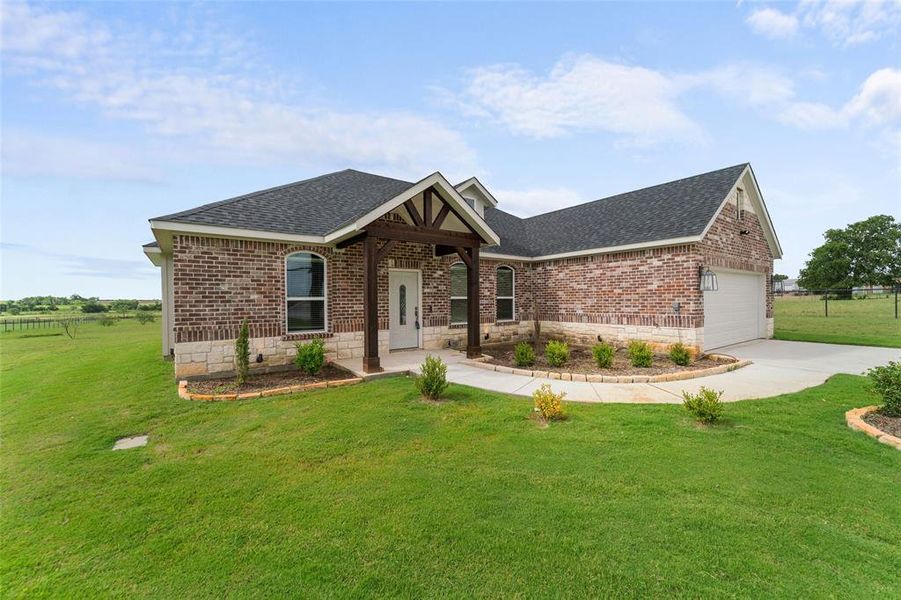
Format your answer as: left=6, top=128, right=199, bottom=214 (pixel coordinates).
left=699, top=267, right=718, bottom=292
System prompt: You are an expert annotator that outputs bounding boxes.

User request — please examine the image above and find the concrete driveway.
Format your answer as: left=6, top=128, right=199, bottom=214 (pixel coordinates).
left=443, top=339, right=901, bottom=404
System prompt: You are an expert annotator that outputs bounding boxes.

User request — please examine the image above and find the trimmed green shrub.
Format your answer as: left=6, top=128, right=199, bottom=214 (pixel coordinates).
left=682, top=387, right=724, bottom=424
left=545, top=340, right=569, bottom=368
left=628, top=340, right=653, bottom=368
left=514, top=341, right=535, bottom=367
left=294, top=338, right=325, bottom=375
left=867, top=361, right=901, bottom=417
left=416, top=354, right=448, bottom=400
left=592, top=342, right=615, bottom=368
left=295, top=338, right=326, bottom=376
left=533, top=384, right=566, bottom=421
left=235, top=318, right=250, bottom=386
left=669, top=343, right=691, bottom=366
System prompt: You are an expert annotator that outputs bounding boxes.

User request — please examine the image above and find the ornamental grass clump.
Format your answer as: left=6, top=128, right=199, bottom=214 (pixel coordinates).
left=867, top=361, right=901, bottom=417
left=416, top=354, right=448, bottom=401
left=295, top=338, right=326, bottom=376
left=592, top=342, right=615, bottom=368
left=628, top=340, right=653, bottom=368
left=235, top=318, right=250, bottom=386
left=669, top=343, right=691, bottom=366
left=545, top=340, right=570, bottom=368
left=682, top=387, right=724, bottom=424
left=514, top=341, right=536, bottom=367
left=533, top=384, right=566, bottom=421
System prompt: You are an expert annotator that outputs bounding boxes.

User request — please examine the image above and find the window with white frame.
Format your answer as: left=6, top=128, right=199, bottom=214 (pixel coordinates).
left=286, top=252, right=326, bottom=332
left=496, top=266, right=515, bottom=321
left=736, top=187, right=745, bottom=221
left=450, top=262, right=467, bottom=324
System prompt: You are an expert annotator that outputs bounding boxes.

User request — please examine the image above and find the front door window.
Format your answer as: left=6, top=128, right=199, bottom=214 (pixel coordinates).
left=389, top=272, right=419, bottom=350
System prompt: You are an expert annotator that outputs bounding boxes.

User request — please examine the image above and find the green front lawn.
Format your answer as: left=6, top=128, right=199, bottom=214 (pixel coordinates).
left=775, top=294, right=901, bottom=347
left=2, top=322, right=899, bottom=597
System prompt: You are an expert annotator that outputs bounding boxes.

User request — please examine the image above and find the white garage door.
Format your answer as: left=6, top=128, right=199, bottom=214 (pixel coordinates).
left=703, top=270, right=765, bottom=351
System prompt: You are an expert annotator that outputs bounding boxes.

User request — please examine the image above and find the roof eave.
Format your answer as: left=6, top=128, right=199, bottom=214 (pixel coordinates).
left=482, top=234, right=704, bottom=262
left=142, top=243, right=163, bottom=266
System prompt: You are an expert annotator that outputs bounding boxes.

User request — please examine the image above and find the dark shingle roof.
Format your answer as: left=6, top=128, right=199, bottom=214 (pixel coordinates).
left=484, top=163, right=747, bottom=256
left=152, top=163, right=748, bottom=257
left=154, top=169, right=414, bottom=236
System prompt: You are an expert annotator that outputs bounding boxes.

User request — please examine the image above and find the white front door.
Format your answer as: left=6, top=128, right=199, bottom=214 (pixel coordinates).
left=389, top=270, right=420, bottom=350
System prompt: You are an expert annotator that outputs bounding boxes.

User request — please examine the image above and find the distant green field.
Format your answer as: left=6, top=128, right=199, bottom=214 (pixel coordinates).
left=774, top=294, right=901, bottom=347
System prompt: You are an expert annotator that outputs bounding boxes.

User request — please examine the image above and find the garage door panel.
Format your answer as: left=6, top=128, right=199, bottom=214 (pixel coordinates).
left=703, top=270, right=764, bottom=351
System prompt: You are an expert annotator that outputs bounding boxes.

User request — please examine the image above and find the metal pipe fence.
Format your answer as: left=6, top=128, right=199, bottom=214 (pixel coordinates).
left=774, top=285, right=899, bottom=319
left=0, top=314, right=151, bottom=332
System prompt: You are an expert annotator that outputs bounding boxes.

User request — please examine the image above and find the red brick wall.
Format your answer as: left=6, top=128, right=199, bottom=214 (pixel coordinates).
left=529, top=245, right=703, bottom=329
left=172, top=235, right=531, bottom=343
left=698, top=201, right=775, bottom=317
left=171, top=200, right=773, bottom=343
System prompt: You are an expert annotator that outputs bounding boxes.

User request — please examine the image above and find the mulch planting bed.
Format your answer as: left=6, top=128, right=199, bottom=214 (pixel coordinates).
left=186, top=364, right=352, bottom=395
left=862, top=411, right=901, bottom=439
left=485, top=343, right=732, bottom=376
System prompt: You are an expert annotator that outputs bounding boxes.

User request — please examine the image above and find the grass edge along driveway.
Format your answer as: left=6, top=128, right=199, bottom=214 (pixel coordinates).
left=2, top=322, right=899, bottom=598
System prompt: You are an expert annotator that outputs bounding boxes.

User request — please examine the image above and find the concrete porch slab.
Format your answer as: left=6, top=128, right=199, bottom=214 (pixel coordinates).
left=335, top=348, right=465, bottom=379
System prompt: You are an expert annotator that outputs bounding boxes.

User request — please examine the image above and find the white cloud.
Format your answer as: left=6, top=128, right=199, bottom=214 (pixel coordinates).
left=776, top=68, right=901, bottom=129
left=493, top=187, right=584, bottom=218
left=746, top=0, right=901, bottom=46
left=2, top=131, right=163, bottom=182
left=682, top=64, right=797, bottom=107
left=451, top=55, right=702, bottom=144
left=801, top=0, right=901, bottom=45
left=776, top=101, right=847, bottom=129
left=1, top=3, right=477, bottom=180
left=844, top=68, right=901, bottom=125
left=746, top=8, right=800, bottom=39
left=447, top=54, right=897, bottom=142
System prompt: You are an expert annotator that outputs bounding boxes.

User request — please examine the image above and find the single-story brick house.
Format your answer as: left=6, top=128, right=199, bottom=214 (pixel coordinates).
left=143, top=163, right=781, bottom=378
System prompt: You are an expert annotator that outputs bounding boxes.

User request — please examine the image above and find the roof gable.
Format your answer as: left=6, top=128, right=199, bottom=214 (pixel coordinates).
left=454, top=177, right=498, bottom=207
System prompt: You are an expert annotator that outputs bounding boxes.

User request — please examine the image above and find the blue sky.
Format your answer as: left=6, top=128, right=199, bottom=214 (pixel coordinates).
left=2, top=1, right=899, bottom=299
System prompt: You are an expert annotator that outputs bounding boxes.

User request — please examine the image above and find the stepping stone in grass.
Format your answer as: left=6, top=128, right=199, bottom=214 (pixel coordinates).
left=112, top=435, right=148, bottom=450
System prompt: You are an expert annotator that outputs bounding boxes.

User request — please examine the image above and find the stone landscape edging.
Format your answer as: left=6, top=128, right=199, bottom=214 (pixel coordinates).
left=177, top=376, right=363, bottom=401
left=463, top=355, right=751, bottom=384
left=845, top=405, right=901, bottom=450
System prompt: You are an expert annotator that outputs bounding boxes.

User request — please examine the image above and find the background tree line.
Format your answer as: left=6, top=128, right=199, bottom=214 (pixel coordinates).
left=798, top=215, right=900, bottom=291
left=0, top=295, right=162, bottom=315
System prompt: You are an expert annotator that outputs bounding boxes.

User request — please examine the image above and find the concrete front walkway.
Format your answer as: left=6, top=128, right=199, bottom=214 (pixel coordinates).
left=337, top=340, right=901, bottom=404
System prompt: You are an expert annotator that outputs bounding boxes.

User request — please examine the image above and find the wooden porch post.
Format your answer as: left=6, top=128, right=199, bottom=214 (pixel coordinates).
left=362, top=235, right=381, bottom=373
left=466, top=245, right=481, bottom=358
